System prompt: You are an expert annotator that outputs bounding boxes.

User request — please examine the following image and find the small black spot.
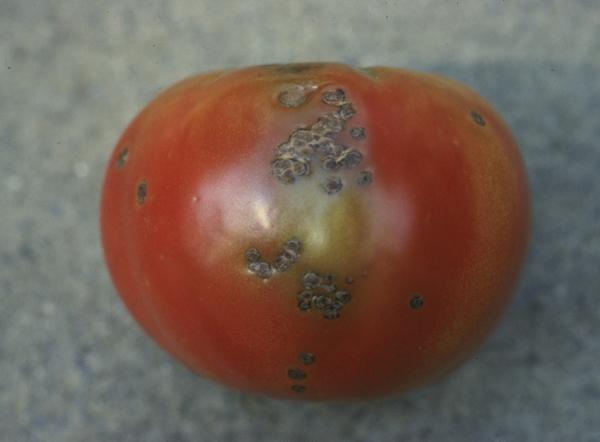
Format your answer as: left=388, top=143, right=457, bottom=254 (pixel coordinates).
left=291, top=384, right=307, bottom=393
left=302, top=272, right=321, bottom=289
left=297, top=290, right=313, bottom=311
left=350, top=127, right=366, bottom=140
left=322, top=88, right=347, bottom=106
left=321, top=176, right=343, bottom=195
left=410, top=295, right=424, bottom=310
left=116, top=147, right=129, bottom=168
left=335, top=290, right=351, bottom=304
left=288, top=368, right=307, bottom=380
left=136, top=181, right=147, bottom=204
left=299, top=352, right=316, bottom=365
left=357, top=170, right=373, bottom=187
left=470, top=111, right=486, bottom=127
left=245, top=248, right=261, bottom=263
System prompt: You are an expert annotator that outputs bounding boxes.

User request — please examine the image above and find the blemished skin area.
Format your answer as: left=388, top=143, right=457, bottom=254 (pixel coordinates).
left=101, top=63, right=529, bottom=401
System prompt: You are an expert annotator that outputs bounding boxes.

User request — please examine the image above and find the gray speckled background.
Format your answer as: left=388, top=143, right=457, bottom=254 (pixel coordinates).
left=1, top=1, right=599, bottom=441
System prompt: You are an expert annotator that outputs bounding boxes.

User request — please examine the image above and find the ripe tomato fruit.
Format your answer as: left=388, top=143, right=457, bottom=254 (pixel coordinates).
left=101, top=63, right=529, bottom=400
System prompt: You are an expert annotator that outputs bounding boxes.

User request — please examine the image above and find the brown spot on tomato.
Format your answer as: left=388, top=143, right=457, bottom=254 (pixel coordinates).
left=116, top=147, right=129, bottom=169
left=350, top=127, right=366, bottom=140
left=288, top=368, right=307, bottom=380
left=357, top=170, right=373, bottom=187
left=291, top=384, right=307, bottom=393
left=470, top=111, right=486, bottom=127
left=410, top=295, right=424, bottom=310
left=136, top=180, right=147, bottom=205
left=298, top=352, right=316, bottom=365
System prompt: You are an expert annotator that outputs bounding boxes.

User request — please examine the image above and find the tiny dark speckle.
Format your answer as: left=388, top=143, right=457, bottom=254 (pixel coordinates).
left=470, top=111, right=486, bottom=127
left=288, top=368, right=307, bottom=380
left=357, top=170, right=373, bottom=187
left=350, top=127, right=366, bottom=140
left=299, top=352, right=316, bottom=365
left=291, top=384, right=307, bottom=393
left=410, top=295, right=424, bottom=310
left=137, top=181, right=147, bottom=204
left=116, top=147, right=129, bottom=168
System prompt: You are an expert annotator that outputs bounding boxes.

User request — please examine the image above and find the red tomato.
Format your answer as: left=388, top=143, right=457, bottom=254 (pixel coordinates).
left=100, top=63, right=529, bottom=400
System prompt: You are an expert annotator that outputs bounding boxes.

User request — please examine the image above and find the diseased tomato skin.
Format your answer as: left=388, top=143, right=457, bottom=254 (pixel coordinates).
left=100, top=63, right=529, bottom=400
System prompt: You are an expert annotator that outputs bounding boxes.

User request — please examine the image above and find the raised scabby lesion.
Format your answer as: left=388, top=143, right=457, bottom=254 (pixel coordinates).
left=245, top=238, right=302, bottom=280
left=271, top=87, right=372, bottom=194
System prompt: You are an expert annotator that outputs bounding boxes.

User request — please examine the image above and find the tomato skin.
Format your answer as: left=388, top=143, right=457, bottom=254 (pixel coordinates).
left=100, top=63, right=529, bottom=400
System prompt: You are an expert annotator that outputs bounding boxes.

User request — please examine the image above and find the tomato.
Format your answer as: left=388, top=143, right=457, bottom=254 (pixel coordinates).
left=100, top=63, right=529, bottom=400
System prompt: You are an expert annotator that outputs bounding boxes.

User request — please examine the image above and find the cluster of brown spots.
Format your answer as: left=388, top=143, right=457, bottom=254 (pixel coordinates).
left=245, top=238, right=302, bottom=280
left=288, top=352, right=316, bottom=394
left=297, top=271, right=352, bottom=320
left=271, top=87, right=371, bottom=193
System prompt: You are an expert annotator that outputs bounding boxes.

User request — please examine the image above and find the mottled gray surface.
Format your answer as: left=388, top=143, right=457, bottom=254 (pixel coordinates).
left=1, top=1, right=599, bottom=441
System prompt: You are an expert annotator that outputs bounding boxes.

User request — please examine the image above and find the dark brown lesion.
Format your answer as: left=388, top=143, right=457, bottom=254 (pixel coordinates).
left=136, top=180, right=147, bottom=205
left=116, top=147, right=129, bottom=169
left=410, top=295, right=424, bottom=310
left=298, top=352, right=316, bottom=365
left=287, top=368, right=307, bottom=380
left=356, top=170, right=374, bottom=187
left=470, top=111, right=486, bottom=127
